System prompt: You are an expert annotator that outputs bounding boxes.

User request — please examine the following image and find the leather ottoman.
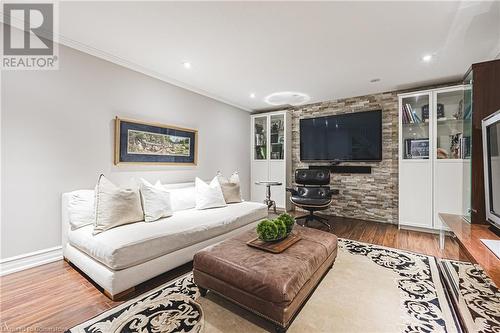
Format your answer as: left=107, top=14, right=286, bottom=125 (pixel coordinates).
left=193, top=225, right=338, bottom=332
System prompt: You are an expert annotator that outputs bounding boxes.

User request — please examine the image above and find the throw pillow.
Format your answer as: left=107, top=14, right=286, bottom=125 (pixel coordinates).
left=68, top=190, right=95, bottom=230
left=217, top=171, right=243, bottom=203
left=156, top=181, right=196, bottom=212
left=140, top=179, right=173, bottom=222
left=94, top=175, right=144, bottom=235
left=195, top=176, right=227, bottom=210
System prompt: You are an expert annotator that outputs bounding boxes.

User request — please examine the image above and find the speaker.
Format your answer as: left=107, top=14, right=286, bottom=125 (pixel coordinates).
left=308, top=165, right=372, bottom=174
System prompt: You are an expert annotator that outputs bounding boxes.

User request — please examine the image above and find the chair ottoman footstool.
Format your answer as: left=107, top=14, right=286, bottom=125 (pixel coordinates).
left=193, top=225, right=338, bottom=331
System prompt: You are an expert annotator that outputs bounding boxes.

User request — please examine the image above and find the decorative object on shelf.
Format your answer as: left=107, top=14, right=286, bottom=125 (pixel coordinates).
left=437, top=103, right=445, bottom=119
left=422, top=104, right=430, bottom=122
left=453, top=100, right=464, bottom=120
left=405, top=138, right=430, bottom=159
left=114, top=117, right=197, bottom=165
left=450, top=133, right=463, bottom=159
left=437, top=148, right=449, bottom=159
left=255, top=213, right=295, bottom=242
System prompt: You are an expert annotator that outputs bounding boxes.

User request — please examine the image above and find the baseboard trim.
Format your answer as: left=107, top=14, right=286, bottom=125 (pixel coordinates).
left=0, top=246, right=63, bottom=276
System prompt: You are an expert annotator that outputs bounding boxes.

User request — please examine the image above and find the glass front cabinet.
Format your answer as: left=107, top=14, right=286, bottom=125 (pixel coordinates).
left=251, top=111, right=292, bottom=210
left=399, top=85, right=471, bottom=230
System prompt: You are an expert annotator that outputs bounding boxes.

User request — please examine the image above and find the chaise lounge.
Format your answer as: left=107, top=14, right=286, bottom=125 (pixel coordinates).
left=61, top=182, right=268, bottom=299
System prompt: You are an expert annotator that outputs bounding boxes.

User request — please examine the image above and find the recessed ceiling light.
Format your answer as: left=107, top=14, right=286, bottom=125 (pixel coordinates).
left=264, top=91, right=310, bottom=106
left=183, top=61, right=191, bottom=69
left=422, top=54, right=433, bottom=62
left=250, top=93, right=256, bottom=98
left=370, top=78, right=381, bottom=83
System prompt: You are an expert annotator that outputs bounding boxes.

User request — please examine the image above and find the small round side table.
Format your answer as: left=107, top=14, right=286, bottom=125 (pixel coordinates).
left=255, top=181, right=282, bottom=213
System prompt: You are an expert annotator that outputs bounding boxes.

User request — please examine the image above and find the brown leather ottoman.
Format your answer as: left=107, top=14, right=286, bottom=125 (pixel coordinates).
left=193, top=225, right=338, bottom=332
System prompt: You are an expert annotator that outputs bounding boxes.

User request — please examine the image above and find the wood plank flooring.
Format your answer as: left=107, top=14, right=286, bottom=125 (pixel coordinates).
left=0, top=216, right=469, bottom=332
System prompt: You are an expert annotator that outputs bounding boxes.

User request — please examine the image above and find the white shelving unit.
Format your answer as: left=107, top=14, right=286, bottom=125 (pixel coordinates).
left=398, top=85, right=470, bottom=231
left=251, top=111, right=292, bottom=211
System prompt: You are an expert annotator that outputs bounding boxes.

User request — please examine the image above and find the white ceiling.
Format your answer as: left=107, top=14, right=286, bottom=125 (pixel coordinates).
left=57, top=1, right=500, bottom=111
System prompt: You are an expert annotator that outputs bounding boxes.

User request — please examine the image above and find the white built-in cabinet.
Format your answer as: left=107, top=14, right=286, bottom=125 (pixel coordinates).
left=251, top=111, right=292, bottom=211
left=399, top=85, right=471, bottom=230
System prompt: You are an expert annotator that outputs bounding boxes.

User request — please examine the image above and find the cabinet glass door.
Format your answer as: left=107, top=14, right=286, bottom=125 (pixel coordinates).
left=402, top=94, right=430, bottom=159
left=270, top=114, right=285, bottom=160
left=254, top=116, right=267, bottom=160
left=435, top=89, right=468, bottom=159
left=462, top=72, right=473, bottom=221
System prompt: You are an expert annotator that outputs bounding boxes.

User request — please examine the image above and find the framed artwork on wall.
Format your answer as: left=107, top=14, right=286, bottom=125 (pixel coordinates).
left=114, top=117, right=197, bottom=165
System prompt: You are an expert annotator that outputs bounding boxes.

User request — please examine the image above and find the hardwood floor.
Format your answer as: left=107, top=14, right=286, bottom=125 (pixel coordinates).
left=0, top=216, right=468, bottom=332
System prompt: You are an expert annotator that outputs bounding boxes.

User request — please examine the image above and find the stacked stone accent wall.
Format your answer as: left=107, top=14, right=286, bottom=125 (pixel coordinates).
left=288, top=92, right=400, bottom=224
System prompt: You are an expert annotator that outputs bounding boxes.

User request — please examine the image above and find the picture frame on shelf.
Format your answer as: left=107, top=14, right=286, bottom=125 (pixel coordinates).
left=405, top=138, right=430, bottom=159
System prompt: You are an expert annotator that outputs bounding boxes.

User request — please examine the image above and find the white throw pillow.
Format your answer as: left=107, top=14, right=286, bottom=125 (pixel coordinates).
left=94, top=175, right=144, bottom=235
left=139, top=179, right=173, bottom=222
left=156, top=181, right=196, bottom=212
left=68, top=190, right=95, bottom=230
left=195, top=176, right=227, bottom=210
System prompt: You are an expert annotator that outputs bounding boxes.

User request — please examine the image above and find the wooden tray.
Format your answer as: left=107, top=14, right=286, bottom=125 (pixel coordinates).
left=247, top=233, right=301, bottom=253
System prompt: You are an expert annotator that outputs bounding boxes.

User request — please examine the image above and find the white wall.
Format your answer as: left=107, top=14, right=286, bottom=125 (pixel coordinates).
left=1, top=44, right=250, bottom=259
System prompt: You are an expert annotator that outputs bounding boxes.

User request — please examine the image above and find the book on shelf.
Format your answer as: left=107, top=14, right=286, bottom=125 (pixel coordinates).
left=402, top=104, right=422, bottom=124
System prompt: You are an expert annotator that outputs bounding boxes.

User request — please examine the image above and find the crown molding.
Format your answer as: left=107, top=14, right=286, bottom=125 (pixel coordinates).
left=56, top=34, right=251, bottom=112
left=1, top=15, right=251, bottom=111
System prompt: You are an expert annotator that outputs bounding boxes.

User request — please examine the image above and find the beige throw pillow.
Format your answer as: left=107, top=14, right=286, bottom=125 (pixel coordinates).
left=217, top=171, right=242, bottom=203
left=93, top=175, right=144, bottom=235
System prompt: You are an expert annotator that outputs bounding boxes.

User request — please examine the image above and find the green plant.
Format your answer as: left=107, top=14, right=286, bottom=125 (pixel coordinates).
left=256, top=219, right=278, bottom=241
left=274, top=219, right=287, bottom=239
left=278, top=213, right=295, bottom=233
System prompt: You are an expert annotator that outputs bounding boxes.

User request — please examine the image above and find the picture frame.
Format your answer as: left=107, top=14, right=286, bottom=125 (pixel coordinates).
left=405, top=138, right=429, bottom=159
left=114, top=117, right=198, bottom=165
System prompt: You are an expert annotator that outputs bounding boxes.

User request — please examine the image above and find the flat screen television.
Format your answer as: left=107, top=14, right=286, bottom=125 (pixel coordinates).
left=482, top=110, right=500, bottom=230
left=300, top=110, right=382, bottom=162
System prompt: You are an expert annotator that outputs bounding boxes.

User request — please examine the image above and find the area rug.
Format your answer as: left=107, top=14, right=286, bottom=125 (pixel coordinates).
left=67, top=239, right=485, bottom=333
left=67, top=274, right=203, bottom=333
left=439, top=259, right=500, bottom=333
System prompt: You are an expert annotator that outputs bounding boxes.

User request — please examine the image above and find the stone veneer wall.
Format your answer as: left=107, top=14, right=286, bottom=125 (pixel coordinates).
left=288, top=92, right=400, bottom=224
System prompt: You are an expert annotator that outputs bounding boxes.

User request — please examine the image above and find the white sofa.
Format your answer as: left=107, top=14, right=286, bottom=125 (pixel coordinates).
left=61, top=182, right=268, bottom=299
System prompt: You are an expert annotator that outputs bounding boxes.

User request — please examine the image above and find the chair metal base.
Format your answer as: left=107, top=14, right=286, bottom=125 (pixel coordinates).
left=295, top=211, right=331, bottom=231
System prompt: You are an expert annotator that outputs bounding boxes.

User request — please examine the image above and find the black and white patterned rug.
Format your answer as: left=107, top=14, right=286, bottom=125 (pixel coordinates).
left=67, top=273, right=203, bottom=333
left=439, top=259, right=500, bottom=333
left=66, top=239, right=499, bottom=333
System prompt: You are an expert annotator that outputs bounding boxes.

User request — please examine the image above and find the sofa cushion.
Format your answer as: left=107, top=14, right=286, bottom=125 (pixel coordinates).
left=217, top=172, right=242, bottom=203
left=94, top=175, right=143, bottom=235
left=156, top=182, right=196, bottom=212
left=68, top=201, right=268, bottom=270
left=68, top=190, right=95, bottom=230
left=140, top=179, right=173, bottom=222
left=195, top=177, right=227, bottom=210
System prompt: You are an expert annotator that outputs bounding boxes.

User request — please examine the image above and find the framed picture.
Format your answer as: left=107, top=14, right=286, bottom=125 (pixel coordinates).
left=114, top=117, right=197, bottom=165
left=405, top=138, right=429, bottom=159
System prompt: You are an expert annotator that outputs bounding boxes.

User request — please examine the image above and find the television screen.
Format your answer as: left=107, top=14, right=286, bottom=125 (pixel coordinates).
left=300, top=110, right=382, bottom=161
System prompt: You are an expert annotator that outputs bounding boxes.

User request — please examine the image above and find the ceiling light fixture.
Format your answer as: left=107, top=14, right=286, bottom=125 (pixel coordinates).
left=250, top=93, right=256, bottom=98
left=422, top=54, right=433, bottom=62
left=264, top=91, right=310, bottom=106
left=183, top=61, right=191, bottom=69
